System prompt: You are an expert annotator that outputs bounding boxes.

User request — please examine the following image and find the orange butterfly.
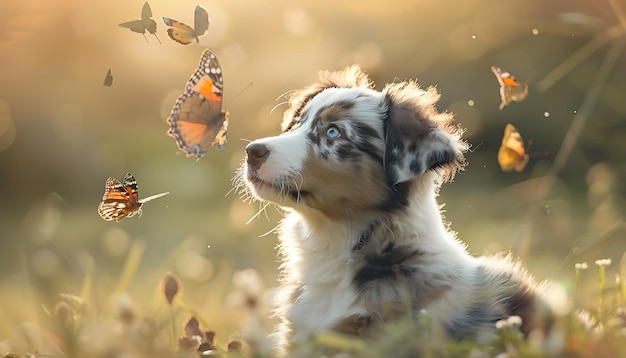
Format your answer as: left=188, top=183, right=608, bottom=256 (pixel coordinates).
left=162, top=5, right=209, bottom=45
left=491, top=66, right=530, bottom=110
left=119, top=2, right=161, bottom=44
left=166, top=49, right=228, bottom=158
left=98, top=173, right=169, bottom=222
left=497, top=123, right=529, bottom=172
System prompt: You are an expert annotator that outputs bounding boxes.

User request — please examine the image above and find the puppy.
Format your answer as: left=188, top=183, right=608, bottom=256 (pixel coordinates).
left=239, top=65, right=554, bottom=355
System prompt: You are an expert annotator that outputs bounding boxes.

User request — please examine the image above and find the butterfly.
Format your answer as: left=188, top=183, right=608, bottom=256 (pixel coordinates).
left=491, top=66, right=530, bottom=110
left=119, top=2, right=161, bottom=44
left=166, top=49, right=229, bottom=158
left=162, top=5, right=209, bottom=45
left=103, top=69, right=113, bottom=87
left=497, top=123, right=529, bottom=172
left=98, top=173, right=169, bottom=222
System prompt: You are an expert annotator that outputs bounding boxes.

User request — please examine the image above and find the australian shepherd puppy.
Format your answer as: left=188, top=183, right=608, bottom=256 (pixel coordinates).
left=239, top=65, right=554, bottom=355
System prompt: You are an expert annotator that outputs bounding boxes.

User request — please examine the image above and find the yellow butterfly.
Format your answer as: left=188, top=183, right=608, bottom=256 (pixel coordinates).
left=119, top=2, right=161, bottom=44
left=497, top=123, right=529, bottom=172
left=162, top=5, right=209, bottom=45
left=103, top=69, right=113, bottom=87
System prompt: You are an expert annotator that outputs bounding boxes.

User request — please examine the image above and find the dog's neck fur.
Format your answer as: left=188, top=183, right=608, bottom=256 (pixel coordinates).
left=274, top=173, right=477, bottom=344
left=279, top=172, right=469, bottom=270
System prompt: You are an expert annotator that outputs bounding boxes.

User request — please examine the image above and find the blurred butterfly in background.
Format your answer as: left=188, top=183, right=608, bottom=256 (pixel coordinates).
left=119, top=2, right=161, bottom=44
left=166, top=49, right=228, bottom=158
left=162, top=5, right=209, bottom=45
left=103, top=69, right=113, bottom=87
left=497, top=123, right=529, bottom=172
left=491, top=66, right=530, bottom=110
left=98, top=173, right=169, bottom=222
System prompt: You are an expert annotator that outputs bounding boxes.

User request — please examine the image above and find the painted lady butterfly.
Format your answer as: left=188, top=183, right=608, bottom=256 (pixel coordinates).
left=166, top=49, right=228, bottom=158
left=98, top=173, right=169, bottom=221
left=491, top=66, right=530, bottom=110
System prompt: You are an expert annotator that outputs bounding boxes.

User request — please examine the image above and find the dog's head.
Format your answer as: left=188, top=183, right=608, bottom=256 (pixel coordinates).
left=242, top=65, right=467, bottom=218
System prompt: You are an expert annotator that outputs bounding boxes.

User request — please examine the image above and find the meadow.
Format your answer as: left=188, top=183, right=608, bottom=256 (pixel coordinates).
left=0, top=0, right=625, bottom=356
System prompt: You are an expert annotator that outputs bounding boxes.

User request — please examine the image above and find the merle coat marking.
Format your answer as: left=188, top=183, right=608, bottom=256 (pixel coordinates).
left=239, top=65, right=554, bottom=355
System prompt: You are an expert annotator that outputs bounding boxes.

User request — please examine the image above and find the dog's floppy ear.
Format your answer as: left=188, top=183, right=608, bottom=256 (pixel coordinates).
left=383, top=82, right=467, bottom=185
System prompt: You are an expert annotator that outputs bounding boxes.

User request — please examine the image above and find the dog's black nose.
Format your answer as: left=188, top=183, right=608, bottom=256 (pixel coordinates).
left=246, top=142, right=270, bottom=170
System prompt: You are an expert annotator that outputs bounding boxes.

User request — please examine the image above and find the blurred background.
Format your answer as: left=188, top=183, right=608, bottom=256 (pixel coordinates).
left=0, top=0, right=625, bottom=351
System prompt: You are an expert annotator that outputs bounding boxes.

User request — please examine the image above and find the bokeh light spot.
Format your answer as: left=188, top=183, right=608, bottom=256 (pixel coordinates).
left=101, top=227, right=131, bottom=257
left=283, top=8, right=312, bottom=35
left=175, top=251, right=214, bottom=282
left=31, top=249, right=61, bottom=278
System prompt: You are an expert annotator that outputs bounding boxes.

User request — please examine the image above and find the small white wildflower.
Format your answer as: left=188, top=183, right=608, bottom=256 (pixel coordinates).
left=495, top=315, right=523, bottom=331
left=574, top=262, right=588, bottom=270
left=595, top=258, right=612, bottom=267
left=495, top=319, right=508, bottom=330
left=506, top=315, right=523, bottom=327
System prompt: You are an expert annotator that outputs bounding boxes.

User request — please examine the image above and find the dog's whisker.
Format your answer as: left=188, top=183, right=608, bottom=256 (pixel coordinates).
left=270, top=101, right=289, bottom=115
left=275, top=89, right=297, bottom=102
left=224, top=185, right=238, bottom=197
left=258, top=222, right=281, bottom=238
left=246, top=201, right=271, bottom=225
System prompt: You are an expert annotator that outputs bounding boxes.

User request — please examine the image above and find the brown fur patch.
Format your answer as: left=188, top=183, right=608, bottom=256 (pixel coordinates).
left=317, top=101, right=355, bottom=126
left=297, top=146, right=389, bottom=219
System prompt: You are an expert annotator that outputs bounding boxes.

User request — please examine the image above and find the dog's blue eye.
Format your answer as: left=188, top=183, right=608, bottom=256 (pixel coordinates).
left=326, top=126, right=341, bottom=139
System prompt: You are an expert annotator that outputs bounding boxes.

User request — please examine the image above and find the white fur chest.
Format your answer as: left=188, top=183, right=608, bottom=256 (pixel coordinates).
left=279, top=212, right=369, bottom=342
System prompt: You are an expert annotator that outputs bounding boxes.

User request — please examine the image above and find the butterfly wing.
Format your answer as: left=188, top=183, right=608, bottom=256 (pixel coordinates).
left=103, top=69, right=113, bottom=87
left=193, top=5, right=210, bottom=41
left=167, top=49, right=228, bottom=158
left=141, top=2, right=153, bottom=21
left=497, top=124, right=529, bottom=172
left=162, top=17, right=195, bottom=45
left=119, top=20, right=147, bottom=34
left=98, top=176, right=140, bottom=221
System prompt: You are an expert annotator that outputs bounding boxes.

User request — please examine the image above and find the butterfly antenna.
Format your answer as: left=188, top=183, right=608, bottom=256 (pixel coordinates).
left=227, top=82, right=254, bottom=105
left=528, top=150, right=550, bottom=159
left=525, top=69, right=537, bottom=85
left=142, top=33, right=149, bottom=43
left=153, top=33, right=162, bottom=44
left=238, top=138, right=253, bottom=143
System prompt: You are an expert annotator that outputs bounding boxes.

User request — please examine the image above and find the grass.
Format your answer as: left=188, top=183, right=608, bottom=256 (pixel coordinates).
left=1, top=249, right=625, bottom=358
